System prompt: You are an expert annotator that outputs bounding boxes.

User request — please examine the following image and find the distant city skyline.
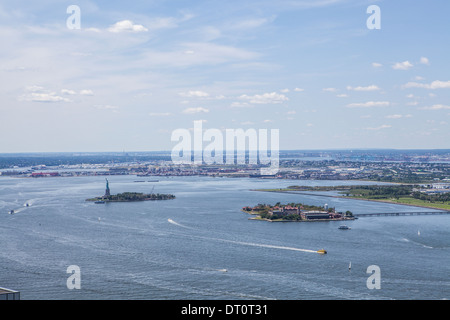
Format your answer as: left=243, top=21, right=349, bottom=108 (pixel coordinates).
left=1, top=0, right=449, bottom=152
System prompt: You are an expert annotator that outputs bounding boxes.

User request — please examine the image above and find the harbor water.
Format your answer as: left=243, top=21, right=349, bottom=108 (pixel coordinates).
left=0, top=175, right=449, bottom=300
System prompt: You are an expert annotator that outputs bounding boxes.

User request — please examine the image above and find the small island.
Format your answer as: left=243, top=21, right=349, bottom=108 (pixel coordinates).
left=242, top=202, right=355, bottom=222
left=86, top=179, right=175, bottom=202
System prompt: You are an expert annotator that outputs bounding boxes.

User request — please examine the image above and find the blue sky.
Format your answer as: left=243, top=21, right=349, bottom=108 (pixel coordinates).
left=0, top=0, right=449, bottom=152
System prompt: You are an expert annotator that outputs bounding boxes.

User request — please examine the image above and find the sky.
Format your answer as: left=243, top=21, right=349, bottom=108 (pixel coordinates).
left=0, top=0, right=449, bottom=152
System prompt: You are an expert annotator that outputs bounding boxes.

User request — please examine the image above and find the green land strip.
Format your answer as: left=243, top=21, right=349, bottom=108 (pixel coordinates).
left=253, top=186, right=450, bottom=212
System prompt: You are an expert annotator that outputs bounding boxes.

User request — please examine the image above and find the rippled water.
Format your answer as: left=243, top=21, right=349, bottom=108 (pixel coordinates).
left=0, top=176, right=449, bottom=300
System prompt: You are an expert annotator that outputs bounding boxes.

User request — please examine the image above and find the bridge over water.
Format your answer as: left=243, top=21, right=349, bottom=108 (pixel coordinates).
left=354, top=211, right=450, bottom=217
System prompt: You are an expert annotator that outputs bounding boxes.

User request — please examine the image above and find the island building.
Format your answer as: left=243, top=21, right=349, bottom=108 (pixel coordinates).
left=245, top=204, right=344, bottom=220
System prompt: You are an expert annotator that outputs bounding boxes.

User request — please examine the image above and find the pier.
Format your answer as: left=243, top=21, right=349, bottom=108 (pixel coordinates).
left=354, top=211, right=450, bottom=217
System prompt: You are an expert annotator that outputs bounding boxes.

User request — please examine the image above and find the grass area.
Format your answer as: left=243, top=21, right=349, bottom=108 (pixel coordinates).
left=380, top=197, right=450, bottom=211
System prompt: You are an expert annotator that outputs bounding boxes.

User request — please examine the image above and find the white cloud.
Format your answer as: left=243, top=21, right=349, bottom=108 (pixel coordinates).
left=346, top=85, right=380, bottom=91
left=372, top=62, right=383, bottom=68
left=182, top=107, right=209, bottom=114
left=392, top=61, right=413, bottom=70
left=420, top=57, right=430, bottom=65
left=179, top=90, right=210, bottom=98
left=346, top=101, right=390, bottom=108
left=239, top=92, right=288, bottom=104
left=146, top=17, right=178, bottom=30
left=386, top=114, right=402, bottom=119
left=149, top=112, right=172, bottom=116
left=230, top=102, right=251, bottom=108
left=366, top=124, right=392, bottom=130
left=80, top=89, right=94, bottom=96
left=322, top=87, right=337, bottom=92
left=108, top=20, right=148, bottom=33
left=419, top=104, right=450, bottom=110
left=294, top=88, right=304, bottom=92
left=61, top=89, right=76, bottom=95
left=85, top=27, right=101, bottom=33
left=232, top=17, right=272, bottom=29
left=403, top=80, right=450, bottom=90
left=94, top=104, right=119, bottom=110
left=19, top=86, right=71, bottom=103
left=336, top=94, right=348, bottom=98
left=385, top=114, right=412, bottom=119
left=280, top=88, right=290, bottom=93
left=20, top=92, right=70, bottom=103
left=25, top=85, right=45, bottom=92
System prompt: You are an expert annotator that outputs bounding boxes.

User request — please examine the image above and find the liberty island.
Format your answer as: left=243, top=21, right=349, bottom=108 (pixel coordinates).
left=86, top=178, right=175, bottom=202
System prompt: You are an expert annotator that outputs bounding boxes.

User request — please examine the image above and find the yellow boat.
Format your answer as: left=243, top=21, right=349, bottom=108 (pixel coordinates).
left=317, top=249, right=327, bottom=254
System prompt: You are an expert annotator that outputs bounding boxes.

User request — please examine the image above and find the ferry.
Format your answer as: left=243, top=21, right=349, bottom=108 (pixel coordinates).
left=317, top=249, right=327, bottom=254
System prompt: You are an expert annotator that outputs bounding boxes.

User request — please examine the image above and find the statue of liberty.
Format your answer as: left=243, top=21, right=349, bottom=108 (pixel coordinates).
left=104, top=178, right=111, bottom=197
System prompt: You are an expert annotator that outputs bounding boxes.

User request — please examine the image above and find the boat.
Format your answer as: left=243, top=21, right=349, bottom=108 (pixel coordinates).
left=339, top=225, right=351, bottom=230
left=317, top=249, right=327, bottom=254
left=9, top=210, right=14, bottom=215
left=94, top=200, right=105, bottom=204
left=349, top=261, right=352, bottom=270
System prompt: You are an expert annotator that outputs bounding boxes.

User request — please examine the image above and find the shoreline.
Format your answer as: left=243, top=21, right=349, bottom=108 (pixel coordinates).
left=247, top=216, right=356, bottom=223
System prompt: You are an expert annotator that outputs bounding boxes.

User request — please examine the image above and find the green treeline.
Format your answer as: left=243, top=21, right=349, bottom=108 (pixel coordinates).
left=344, top=185, right=449, bottom=203
left=343, top=185, right=413, bottom=199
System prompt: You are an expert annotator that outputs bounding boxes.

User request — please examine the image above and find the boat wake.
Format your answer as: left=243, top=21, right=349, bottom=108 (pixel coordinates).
left=230, top=240, right=318, bottom=254
left=401, top=237, right=434, bottom=249
left=167, top=218, right=318, bottom=254
left=167, top=218, right=193, bottom=229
